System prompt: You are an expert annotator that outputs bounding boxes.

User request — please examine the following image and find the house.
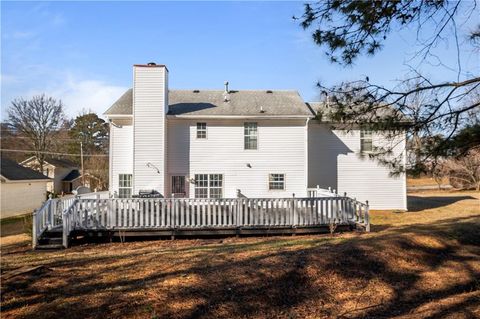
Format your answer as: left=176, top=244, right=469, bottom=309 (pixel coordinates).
left=1, top=157, right=50, bottom=218
left=21, top=157, right=101, bottom=194
left=104, top=63, right=407, bottom=210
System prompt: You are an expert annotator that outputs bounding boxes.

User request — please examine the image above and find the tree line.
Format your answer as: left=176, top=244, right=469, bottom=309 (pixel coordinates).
left=2, top=94, right=109, bottom=190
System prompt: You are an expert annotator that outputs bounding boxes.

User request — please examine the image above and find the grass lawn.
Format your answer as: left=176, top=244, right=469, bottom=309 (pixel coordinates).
left=1, top=190, right=479, bottom=319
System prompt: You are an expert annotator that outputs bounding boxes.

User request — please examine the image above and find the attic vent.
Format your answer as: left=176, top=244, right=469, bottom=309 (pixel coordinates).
left=266, top=90, right=273, bottom=93
left=193, top=90, right=200, bottom=93
left=147, top=62, right=157, bottom=66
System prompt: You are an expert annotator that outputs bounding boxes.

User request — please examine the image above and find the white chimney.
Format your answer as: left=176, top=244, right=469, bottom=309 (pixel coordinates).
left=132, top=63, right=168, bottom=195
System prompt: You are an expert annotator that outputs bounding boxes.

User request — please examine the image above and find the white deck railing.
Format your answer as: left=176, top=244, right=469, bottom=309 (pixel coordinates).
left=33, top=193, right=370, bottom=248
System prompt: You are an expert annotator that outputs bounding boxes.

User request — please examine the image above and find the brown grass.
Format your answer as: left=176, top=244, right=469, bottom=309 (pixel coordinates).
left=407, top=176, right=449, bottom=187
left=1, top=190, right=479, bottom=319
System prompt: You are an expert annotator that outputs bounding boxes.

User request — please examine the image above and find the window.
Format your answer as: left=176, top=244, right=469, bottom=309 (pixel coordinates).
left=194, top=174, right=223, bottom=198
left=269, top=174, right=285, bottom=190
left=119, top=174, right=132, bottom=198
left=244, top=122, right=258, bottom=150
left=171, top=176, right=186, bottom=195
left=196, top=122, right=207, bottom=139
left=360, top=130, right=373, bottom=153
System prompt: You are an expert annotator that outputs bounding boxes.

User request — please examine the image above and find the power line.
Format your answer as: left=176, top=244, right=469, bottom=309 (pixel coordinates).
left=0, top=135, right=103, bottom=142
left=0, top=149, right=108, bottom=157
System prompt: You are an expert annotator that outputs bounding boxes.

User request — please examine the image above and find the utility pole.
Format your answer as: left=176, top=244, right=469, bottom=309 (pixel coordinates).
left=80, top=141, right=85, bottom=185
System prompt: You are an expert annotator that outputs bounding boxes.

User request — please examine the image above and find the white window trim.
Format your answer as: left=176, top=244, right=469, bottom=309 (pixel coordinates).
left=171, top=175, right=187, bottom=195
left=268, top=173, right=286, bottom=191
left=244, top=122, right=258, bottom=150
left=360, top=130, right=374, bottom=154
left=118, top=174, right=133, bottom=198
left=196, top=122, right=208, bottom=140
left=194, top=173, right=224, bottom=198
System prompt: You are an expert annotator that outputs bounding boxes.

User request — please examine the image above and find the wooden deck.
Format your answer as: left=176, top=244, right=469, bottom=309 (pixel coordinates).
left=33, top=194, right=370, bottom=248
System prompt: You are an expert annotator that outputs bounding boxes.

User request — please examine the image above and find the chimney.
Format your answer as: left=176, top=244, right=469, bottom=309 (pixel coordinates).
left=132, top=63, right=168, bottom=195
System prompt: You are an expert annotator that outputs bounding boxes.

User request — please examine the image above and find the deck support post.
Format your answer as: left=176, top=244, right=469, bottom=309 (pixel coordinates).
left=365, top=201, right=370, bottom=232
left=32, top=209, right=37, bottom=249
left=62, top=209, right=69, bottom=248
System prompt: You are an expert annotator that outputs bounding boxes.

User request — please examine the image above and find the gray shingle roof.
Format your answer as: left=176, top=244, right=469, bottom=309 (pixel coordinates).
left=1, top=157, right=50, bottom=181
left=104, top=89, right=313, bottom=117
left=62, top=169, right=81, bottom=181
left=44, top=157, right=78, bottom=168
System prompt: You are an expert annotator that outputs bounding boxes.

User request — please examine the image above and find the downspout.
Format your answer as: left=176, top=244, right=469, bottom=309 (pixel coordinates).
left=305, top=117, right=311, bottom=196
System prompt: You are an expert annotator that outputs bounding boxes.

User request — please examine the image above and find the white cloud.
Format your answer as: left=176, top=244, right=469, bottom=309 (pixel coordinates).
left=30, top=77, right=127, bottom=118
left=2, top=68, right=127, bottom=119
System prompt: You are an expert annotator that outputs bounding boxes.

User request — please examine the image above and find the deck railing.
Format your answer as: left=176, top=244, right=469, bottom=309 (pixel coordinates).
left=32, top=196, right=77, bottom=248
left=33, top=194, right=369, bottom=248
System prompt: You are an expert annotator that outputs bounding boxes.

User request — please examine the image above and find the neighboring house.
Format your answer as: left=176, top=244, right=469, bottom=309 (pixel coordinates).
left=104, top=63, right=407, bottom=210
left=21, top=157, right=99, bottom=194
left=1, top=157, right=50, bottom=218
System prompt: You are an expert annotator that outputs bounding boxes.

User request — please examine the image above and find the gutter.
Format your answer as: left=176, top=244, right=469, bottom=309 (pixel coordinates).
left=167, top=115, right=314, bottom=120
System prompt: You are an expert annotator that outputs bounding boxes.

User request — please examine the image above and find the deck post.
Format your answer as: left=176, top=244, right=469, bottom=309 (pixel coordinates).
left=292, top=193, right=297, bottom=232
left=62, top=209, right=69, bottom=248
left=365, top=200, right=370, bottom=232
left=32, top=209, right=37, bottom=249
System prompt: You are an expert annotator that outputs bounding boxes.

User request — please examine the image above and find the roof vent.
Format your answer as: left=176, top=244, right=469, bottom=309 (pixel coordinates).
left=266, top=90, right=273, bottom=93
left=223, top=81, right=230, bottom=102
left=193, top=90, right=200, bottom=93
left=259, top=106, right=265, bottom=113
left=224, top=81, right=229, bottom=93
left=147, top=62, right=156, bottom=66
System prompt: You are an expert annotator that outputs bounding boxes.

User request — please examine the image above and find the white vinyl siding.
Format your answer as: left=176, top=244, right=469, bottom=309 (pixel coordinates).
left=110, top=123, right=133, bottom=196
left=133, top=66, right=168, bottom=195
left=187, top=119, right=307, bottom=198
left=308, top=122, right=406, bottom=210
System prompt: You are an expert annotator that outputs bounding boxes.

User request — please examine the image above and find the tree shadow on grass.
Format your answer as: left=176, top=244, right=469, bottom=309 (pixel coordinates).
left=1, top=215, right=479, bottom=319
left=407, top=195, right=478, bottom=212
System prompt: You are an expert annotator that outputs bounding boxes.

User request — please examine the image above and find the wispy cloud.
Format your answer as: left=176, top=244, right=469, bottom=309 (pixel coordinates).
left=2, top=67, right=127, bottom=119
left=4, top=30, right=37, bottom=40
left=43, top=77, right=127, bottom=117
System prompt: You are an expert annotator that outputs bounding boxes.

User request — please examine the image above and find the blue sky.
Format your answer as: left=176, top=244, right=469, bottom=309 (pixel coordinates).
left=2, top=1, right=478, bottom=118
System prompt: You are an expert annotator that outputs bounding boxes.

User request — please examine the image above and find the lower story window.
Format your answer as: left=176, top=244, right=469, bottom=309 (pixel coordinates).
left=269, top=173, right=285, bottom=190
left=119, top=174, right=132, bottom=198
left=194, top=174, right=223, bottom=198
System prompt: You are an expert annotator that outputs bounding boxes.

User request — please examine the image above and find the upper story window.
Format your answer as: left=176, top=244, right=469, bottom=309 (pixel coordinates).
left=196, top=123, right=207, bottom=139
left=244, top=122, right=258, bottom=150
left=269, top=174, right=285, bottom=190
left=360, top=130, right=373, bottom=153
left=119, top=174, right=132, bottom=198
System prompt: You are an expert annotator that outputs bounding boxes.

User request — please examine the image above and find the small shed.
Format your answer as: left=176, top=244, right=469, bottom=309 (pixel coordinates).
left=1, top=157, right=50, bottom=219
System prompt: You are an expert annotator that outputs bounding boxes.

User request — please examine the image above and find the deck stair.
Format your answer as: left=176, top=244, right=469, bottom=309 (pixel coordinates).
left=36, top=226, right=63, bottom=250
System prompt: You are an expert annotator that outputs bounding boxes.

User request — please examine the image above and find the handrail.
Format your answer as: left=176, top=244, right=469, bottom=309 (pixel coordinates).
left=37, top=193, right=370, bottom=249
